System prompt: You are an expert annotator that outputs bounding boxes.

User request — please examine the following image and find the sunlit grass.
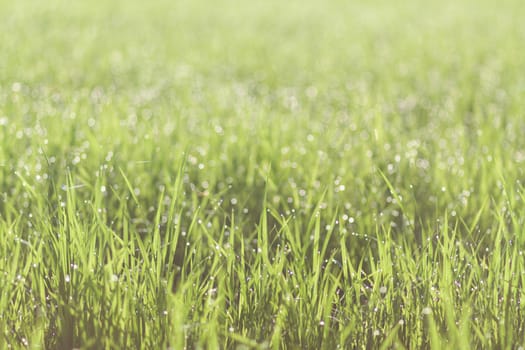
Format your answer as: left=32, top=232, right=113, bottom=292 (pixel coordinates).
left=1, top=0, right=525, bottom=348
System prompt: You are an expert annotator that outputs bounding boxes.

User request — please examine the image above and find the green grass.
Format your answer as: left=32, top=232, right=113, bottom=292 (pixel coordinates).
left=1, top=0, right=525, bottom=348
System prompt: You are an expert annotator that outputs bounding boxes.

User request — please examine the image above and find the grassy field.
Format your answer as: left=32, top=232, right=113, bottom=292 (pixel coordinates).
left=1, top=0, right=525, bottom=348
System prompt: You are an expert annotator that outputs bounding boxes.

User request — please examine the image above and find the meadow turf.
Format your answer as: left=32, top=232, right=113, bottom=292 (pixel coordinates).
left=1, top=0, right=525, bottom=348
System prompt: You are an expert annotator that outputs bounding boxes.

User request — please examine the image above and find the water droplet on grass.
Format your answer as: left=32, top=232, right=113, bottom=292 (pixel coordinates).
left=12, top=82, right=21, bottom=92
left=422, top=307, right=432, bottom=315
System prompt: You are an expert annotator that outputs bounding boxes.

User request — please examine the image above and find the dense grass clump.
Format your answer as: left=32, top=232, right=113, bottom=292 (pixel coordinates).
left=1, top=0, right=525, bottom=348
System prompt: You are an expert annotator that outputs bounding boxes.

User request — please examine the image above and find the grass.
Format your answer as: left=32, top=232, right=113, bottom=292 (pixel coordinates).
left=1, top=0, right=525, bottom=348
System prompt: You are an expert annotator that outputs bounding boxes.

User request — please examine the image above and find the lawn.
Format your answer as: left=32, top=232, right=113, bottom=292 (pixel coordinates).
left=1, top=0, right=525, bottom=348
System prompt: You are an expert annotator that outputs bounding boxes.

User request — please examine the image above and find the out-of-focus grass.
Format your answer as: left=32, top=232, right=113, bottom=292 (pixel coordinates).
left=1, top=0, right=525, bottom=348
